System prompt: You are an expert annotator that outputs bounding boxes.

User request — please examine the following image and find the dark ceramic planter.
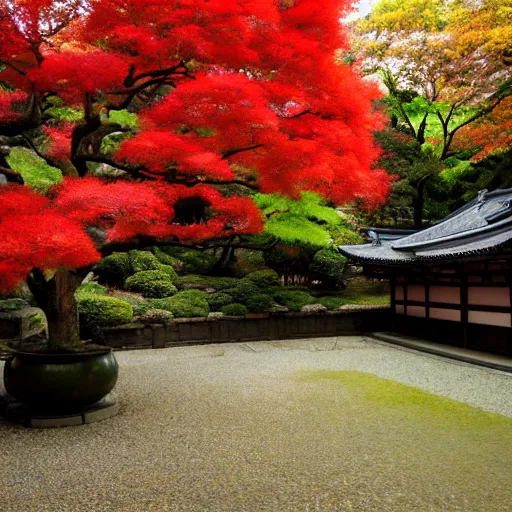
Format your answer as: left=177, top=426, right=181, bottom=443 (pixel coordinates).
left=3, top=349, right=118, bottom=412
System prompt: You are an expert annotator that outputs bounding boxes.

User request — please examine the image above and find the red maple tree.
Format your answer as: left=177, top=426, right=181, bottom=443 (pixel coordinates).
left=0, top=0, right=389, bottom=348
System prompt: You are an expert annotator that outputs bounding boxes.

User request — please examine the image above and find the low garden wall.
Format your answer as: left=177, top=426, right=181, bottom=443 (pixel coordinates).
left=103, top=306, right=391, bottom=350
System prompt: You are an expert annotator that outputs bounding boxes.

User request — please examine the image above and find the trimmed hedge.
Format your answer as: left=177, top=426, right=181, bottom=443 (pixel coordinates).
left=109, top=291, right=152, bottom=316
left=245, top=270, right=281, bottom=288
left=129, top=250, right=160, bottom=273
left=124, top=270, right=178, bottom=298
left=78, top=294, right=133, bottom=329
left=245, top=294, right=274, bottom=313
left=177, top=274, right=239, bottom=291
left=224, top=279, right=261, bottom=304
left=220, top=303, right=248, bottom=317
left=206, top=292, right=234, bottom=311
left=309, top=248, right=347, bottom=288
left=95, top=252, right=131, bottom=286
left=138, top=309, right=174, bottom=324
left=271, top=289, right=315, bottom=312
left=154, top=246, right=217, bottom=275
left=148, top=294, right=210, bottom=318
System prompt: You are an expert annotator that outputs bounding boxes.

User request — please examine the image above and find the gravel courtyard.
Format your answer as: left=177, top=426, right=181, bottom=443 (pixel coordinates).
left=1, top=336, right=512, bottom=512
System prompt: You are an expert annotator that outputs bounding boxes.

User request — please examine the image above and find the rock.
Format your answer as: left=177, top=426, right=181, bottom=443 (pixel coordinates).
left=301, top=304, right=328, bottom=314
left=208, top=312, right=225, bottom=319
left=269, top=305, right=289, bottom=314
left=204, top=288, right=217, bottom=294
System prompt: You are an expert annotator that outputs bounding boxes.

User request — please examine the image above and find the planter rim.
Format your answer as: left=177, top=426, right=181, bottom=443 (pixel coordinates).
left=8, top=348, right=113, bottom=360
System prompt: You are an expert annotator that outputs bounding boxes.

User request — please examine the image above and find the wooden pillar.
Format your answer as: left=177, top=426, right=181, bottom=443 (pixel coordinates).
left=460, top=271, right=468, bottom=348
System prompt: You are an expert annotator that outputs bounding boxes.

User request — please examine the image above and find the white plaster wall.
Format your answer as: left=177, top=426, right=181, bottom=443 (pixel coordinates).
left=395, top=305, right=405, bottom=315
left=468, top=287, right=510, bottom=307
left=406, top=306, right=426, bottom=318
left=429, top=308, right=461, bottom=322
left=430, top=286, right=461, bottom=304
left=468, top=311, right=511, bottom=328
left=395, top=285, right=404, bottom=301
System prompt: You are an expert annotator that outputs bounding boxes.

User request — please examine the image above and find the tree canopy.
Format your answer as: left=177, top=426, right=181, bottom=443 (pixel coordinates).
left=0, top=0, right=390, bottom=295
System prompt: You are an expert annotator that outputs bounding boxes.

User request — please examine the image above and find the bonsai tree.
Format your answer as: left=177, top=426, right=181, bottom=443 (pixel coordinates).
left=0, top=0, right=390, bottom=351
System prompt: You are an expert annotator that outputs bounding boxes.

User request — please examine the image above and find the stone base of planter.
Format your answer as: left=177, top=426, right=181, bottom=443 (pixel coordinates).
left=0, top=393, right=119, bottom=428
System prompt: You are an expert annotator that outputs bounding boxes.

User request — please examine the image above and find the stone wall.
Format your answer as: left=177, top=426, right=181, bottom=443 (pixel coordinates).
left=103, top=306, right=391, bottom=350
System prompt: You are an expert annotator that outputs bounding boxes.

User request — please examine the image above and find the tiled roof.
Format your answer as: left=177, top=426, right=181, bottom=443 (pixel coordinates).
left=340, top=189, right=512, bottom=265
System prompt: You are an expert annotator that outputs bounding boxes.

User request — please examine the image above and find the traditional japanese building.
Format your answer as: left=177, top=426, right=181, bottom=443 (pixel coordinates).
left=339, top=189, right=512, bottom=355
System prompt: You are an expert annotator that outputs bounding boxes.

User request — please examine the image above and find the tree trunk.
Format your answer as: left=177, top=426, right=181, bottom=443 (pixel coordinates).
left=413, top=181, right=426, bottom=229
left=28, top=267, right=84, bottom=349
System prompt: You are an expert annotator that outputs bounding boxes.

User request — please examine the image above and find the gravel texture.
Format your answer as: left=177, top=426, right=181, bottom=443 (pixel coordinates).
left=1, top=336, right=512, bottom=511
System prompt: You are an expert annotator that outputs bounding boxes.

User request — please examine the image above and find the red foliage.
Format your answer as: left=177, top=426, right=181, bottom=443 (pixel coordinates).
left=43, top=124, right=73, bottom=160
left=0, top=185, right=100, bottom=292
left=116, top=131, right=233, bottom=181
left=0, top=0, right=389, bottom=291
left=0, top=90, right=28, bottom=124
left=29, top=51, right=130, bottom=104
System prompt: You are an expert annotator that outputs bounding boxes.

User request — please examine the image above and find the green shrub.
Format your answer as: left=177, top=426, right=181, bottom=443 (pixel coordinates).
left=157, top=264, right=179, bottom=282
left=245, top=270, right=281, bottom=288
left=78, top=294, right=133, bottom=329
left=109, top=291, right=152, bottom=316
left=176, top=274, right=212, bottom=290
left=309, top=248, right=347, bottom=288
left=176, top=274, right=239, bottom=291
left=0, top=298, right=30, bottom=312
left=206, top=292, right=234, bottom=311
left=124, top=270, right=178, bottom=298
left=224, top=279, right=262, bottom=304
left=155, top=246, right=217, bottom=274
left=316, top=296, right=345, bottom=310
left=273, top=290, right=315, bottom=312
left=148, top=296, right=210, bottom=318
left=129, top=250, right=161, bottom=273
left=153, top=247, right=183, bottom=271
left=245, top=294, right=274, bottom=313
left=220, top=303, right=248, bottom=317
left=138, top=309, right=174, bottom=324
left=173, top=290, right=208, bottom=303
left=75, top=283, right=107, bottom=299
left=95, top=252, right=132, bottom=285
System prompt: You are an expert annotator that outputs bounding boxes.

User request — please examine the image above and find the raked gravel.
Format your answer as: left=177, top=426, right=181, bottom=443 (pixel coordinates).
left=1, top=336, right=512, bottom=511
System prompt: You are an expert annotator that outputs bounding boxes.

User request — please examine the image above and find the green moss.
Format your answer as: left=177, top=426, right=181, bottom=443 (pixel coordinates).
left=245, top=294, right=273, bottom=313
left=206, top=292, right=234, bottom=311
left=108, top=109, right=138, bottom=128
left=338, top=277, right=390, bottom=306
left=296, top=370, right=512, bottom=432
left=124, top=271, right=178, bottom=298
left=6, top=147, right=62, bottom=194
left=78, top=294, right=133, bottom=329
left=45, top=106, right=84, bottom=122
left=316, top=296, right=345, bottom=310
left=220, top=303, right=248, bottom=317
left=95, top=252, right=132, bottom=286
left=245, top=270, right=281, bottom=288
left=0, top=298, right=30, bottom=312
